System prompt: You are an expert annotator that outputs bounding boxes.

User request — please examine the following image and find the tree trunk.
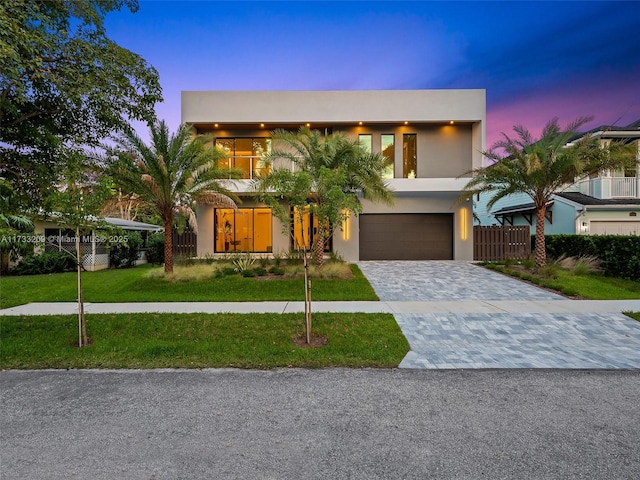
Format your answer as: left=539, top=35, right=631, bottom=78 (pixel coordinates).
left=164, top=217, right=173, bottom=274
left=76, top=227, right=87, bottom=347
left=303, top=252, right=312, bottom=344
left=534, top=205, right=547, bottom=269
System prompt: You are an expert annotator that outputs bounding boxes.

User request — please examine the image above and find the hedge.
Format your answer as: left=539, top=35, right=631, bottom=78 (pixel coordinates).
left=543, top=234, right=640, bottom=281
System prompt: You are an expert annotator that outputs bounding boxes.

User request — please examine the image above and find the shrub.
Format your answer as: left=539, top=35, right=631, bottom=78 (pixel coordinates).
left=271, top=250, right=284, bottom=266
left=232, top=253, right=255, bottom=273
left=12, top=251, right=76, bottom=275
left=109, top=231, right=143, bottom=268
left=241, top=269, right=256, bottom=277
left=254, top=266, right=268, bottom=276
left=572, top=255, right=601, bottom=276
left=540, top=264, right=560, bottom=279
left=222, top=267, right=236, bottom=276
left=329, top=250, right=345, bottom=263
left=545, top=234, right=640, bottom=281
left=521, top=256, right=535, bottom=270
left=504, top=257, right=517, bottom=267
left=269, top=266, right=285, bottom=275
left=146, top=233, right=165, bottom=265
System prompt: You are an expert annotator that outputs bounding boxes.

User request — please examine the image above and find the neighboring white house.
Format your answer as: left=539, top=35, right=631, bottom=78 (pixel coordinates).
left=34, top=216, right=162, bottom=271
left=475, top=121, right=640, bottom=235
left=182, top=89, right=486, bottom=261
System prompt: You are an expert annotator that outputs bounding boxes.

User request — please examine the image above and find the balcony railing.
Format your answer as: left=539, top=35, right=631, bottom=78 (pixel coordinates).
left=223, top=156, right=270, bottom=180
left=612, top=177, right=638, bottom=198
left=576, top=177, right=639, bottom=199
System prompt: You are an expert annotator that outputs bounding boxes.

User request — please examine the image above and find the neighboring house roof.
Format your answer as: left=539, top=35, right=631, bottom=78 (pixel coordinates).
left=39, top=213, right=163, bottom=232
left=569, top=120, right=640, bottom=142
left=555, top=192, right=640, bottom=207
left=491, top=201, right=553, bottom=216
left=491, top=200, right=555, bottom=225
left=103, top=217, right=163, bottom=232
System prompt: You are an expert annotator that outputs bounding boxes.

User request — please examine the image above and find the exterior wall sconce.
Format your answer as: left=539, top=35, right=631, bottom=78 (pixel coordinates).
left=460, top=208, right=468, bottom=241
left=342, top=210, right=350, bottom=240
left=580, top=221, right=589, bottom=233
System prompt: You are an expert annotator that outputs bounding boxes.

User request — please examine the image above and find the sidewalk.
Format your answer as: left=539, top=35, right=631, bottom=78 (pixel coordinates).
left=1, top=299, right=639, bottom=316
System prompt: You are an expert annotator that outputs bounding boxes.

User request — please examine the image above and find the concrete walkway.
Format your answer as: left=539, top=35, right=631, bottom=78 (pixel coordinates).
left=2, top=299, right=640, bottom=316
left=2, top=261, right=640, bottom=369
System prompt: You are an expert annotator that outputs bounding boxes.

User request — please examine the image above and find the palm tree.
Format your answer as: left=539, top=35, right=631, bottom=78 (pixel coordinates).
left=253, top=127, right=393, bottom=344
left=461, top=117, right=636, bottom=268
left=255, top=127, right=394, bottom=267
left=109, top=121, right=238, bottom=273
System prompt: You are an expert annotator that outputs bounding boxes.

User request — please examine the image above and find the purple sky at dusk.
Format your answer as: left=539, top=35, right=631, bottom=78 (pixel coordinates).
left=105, top=0, right=640, bottom=147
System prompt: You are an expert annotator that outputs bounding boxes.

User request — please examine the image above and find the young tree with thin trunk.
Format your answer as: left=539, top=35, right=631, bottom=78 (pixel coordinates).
left=48, top=153, right=110, bottom=347
left=460, top=117, right=637, bottom=268
left=108, top=121, right=239, bottom=273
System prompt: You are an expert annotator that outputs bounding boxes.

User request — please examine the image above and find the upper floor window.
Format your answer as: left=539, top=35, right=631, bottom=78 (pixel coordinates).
left=403, top=133, right=417, bottom=178
left=215, top=138, right=271, bottom=179
left=358, top=134, right=372, bottom=153
left=381, top=134, right=395, bottom=179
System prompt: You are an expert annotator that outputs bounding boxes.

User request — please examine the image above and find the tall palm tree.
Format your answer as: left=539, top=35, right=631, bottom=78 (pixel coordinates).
left=255, top=127, right=394, bottom=267
left=461, top=117, right=636, bottom=268
left=109, top=120, right=238, bottom=273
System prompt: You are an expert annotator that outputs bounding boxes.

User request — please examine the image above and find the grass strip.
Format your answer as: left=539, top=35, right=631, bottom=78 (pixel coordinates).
left=0, top=312, right=409, bottom=369
left=626, top=312, right=640, bottom=323
left=0, top=264, right=378, bottom=309
left=483, top=264, right=640, bottom=300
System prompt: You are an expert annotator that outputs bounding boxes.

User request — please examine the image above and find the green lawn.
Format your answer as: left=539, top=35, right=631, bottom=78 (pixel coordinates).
left=544, top=271, right=640, bottom=300
left=484, top=264, right=640, bottom=300
left=0, top=263, right=378, bottom=309
left=0, top=312, right=409, bottom=369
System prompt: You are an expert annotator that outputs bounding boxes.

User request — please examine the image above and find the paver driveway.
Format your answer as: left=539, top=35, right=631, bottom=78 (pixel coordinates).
left=358, top=261, right=640, bottom=369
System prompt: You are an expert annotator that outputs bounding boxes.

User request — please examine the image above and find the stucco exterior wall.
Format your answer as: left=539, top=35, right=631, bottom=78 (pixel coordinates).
left=187, top=89, right=484, bottom=261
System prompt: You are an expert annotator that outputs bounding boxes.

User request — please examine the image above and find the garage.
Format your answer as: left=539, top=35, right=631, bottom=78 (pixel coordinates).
left=590, top=221, right=640, bottom=235
left=359, top=213, right=453, bottom=260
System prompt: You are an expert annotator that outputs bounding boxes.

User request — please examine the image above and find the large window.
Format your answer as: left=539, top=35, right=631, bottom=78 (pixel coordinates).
left=215, top=138, right=271, bottom=179
left=381, top=134, right=395, bottom=179
left=403, top=134, right=417, bottom=178
left=215, top=208, right=272, bottom=253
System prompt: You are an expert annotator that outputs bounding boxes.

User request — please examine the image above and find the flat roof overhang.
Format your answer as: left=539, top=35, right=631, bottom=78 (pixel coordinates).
left=182, top=90, right=486, bottom=125
left=190, top=120, right=477, bottom=133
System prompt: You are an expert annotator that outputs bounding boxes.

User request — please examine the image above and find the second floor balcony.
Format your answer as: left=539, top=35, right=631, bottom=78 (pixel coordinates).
left=574, top=176, right=640, bottom=199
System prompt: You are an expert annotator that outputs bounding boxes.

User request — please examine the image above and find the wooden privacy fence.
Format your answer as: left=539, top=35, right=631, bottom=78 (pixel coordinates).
left=172, top=230, right=197, bottom=257
left=473, top=226, right=531, bottom=261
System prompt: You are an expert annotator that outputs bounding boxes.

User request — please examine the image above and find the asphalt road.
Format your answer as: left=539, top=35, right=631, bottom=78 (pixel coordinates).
left=2, top=369, right=639, bottom=479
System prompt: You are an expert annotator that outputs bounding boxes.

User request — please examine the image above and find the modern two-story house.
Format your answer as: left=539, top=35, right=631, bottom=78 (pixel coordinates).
left=182, top=90, right=485, bottom=261
left=475, top=121, right=640, bottom=235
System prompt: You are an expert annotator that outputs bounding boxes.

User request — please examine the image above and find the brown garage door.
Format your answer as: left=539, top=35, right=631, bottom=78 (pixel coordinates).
left=359, top=214, right=453, bottom=260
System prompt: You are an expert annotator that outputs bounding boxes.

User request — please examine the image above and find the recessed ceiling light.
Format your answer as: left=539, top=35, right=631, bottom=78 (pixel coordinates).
left=306, top=123, right=310, bottom=127
left=260, top=123, right=265, bottom=128
left=214, top=123, right=219, bottom=128
left=404, top=121, right=409, bottom=125
left=358, top=121, right=363, bottom=125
